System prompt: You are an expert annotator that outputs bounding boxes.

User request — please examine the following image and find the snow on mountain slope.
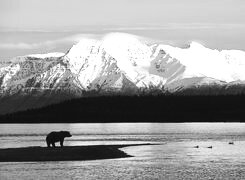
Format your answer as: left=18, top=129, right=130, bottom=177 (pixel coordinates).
left=155, top=42, right=245, bottom=83
left=64, top=33, right=165, bottom=89
left=0, top=52, right=80, bottom=95
left=1, top=32, right=245, bottom=98
left=150, top=45, right=186, bottom=84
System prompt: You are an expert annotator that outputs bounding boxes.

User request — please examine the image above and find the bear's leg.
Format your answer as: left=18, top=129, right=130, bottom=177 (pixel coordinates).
left=60, top=139, right=64, bottom=147
left=47, top=142, right=51, bottom=147
left=52, top=142, right=56, bottom=147
left=46, top=139, right=51, bottom=147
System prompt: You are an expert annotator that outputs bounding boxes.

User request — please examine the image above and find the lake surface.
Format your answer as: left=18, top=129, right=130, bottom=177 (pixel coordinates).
left=1, top=123, right=245, bottom=179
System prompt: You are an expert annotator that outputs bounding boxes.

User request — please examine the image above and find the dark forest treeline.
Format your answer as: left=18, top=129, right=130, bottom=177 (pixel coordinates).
left=1, top=95, right=245, bottom=123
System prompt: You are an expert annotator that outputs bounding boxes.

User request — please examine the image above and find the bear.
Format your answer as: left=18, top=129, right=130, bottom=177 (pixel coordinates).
left=46, top=131, right=72, bottom=147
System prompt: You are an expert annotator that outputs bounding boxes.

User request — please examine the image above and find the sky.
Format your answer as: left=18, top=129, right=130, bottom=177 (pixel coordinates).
left=0, top=0, right=245, bottom=59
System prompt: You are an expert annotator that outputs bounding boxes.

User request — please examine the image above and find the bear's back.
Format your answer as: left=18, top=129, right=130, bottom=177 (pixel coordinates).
left=46, top=131, right=64, bottom=142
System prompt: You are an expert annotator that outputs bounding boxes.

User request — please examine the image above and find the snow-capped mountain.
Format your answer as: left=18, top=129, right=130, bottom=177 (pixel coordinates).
left=1, top=32, right=245, bottom=114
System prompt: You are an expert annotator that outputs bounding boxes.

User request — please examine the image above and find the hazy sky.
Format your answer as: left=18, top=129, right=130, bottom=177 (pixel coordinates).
left=1, top=0, right=245, bottom=59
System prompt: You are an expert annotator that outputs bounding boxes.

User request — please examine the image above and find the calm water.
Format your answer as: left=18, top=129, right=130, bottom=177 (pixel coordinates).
left=1, top=123, right=245, bottom=179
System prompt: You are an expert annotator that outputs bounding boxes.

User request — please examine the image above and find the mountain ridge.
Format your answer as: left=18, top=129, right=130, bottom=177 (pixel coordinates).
left=1, top=32, right=245, bottom=114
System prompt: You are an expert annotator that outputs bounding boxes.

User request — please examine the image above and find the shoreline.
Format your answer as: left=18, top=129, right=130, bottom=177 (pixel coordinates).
left=0, top=143, right=154, bottom=162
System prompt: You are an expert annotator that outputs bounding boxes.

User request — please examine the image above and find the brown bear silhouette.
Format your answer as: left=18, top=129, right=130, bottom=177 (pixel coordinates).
left=46, top=131, right=72, bottom=147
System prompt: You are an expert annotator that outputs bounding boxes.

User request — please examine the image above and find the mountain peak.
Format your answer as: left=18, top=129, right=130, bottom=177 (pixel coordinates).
left=189, top=41, right=206, bottom=49
left=63, top=33, right=164, bottom=89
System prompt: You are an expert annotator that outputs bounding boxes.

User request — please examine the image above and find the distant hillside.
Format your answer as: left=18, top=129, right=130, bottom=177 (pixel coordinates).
left=1, top=95, right=245, bottom=123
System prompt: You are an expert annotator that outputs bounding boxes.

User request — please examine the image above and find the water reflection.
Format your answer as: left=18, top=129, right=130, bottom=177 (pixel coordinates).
left=1, top=123, right=245, bottom=179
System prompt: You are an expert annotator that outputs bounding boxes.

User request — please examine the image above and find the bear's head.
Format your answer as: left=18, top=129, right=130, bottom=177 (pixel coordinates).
left=61, top=131, right=72, bottom=138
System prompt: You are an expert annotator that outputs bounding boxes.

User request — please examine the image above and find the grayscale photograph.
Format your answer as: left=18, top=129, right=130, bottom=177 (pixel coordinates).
left=0, top=0, right=245, bottom=179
